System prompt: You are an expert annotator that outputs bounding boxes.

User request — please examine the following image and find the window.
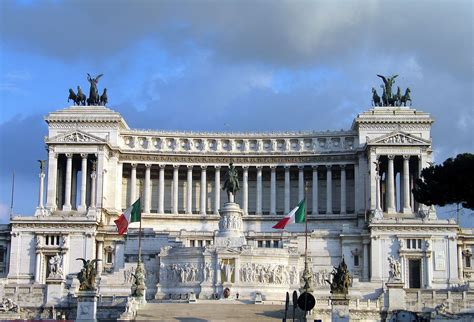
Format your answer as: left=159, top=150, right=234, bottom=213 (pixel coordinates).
left=354, top=255, right=359, bottom=267
left=265, top=240, right=271, bottom=248
left=198, top=240, right=203, bottom=247
left=190, top=240, right=195, bottom=247
left=106, top=252, right=113, bottom=264
left=258, top=241, right=263, bottom=248
left=206, top=240, right=211, bottom=246
left=273, top=240, right=279, bottom=248
left=407, top=240, right=411, bottom=249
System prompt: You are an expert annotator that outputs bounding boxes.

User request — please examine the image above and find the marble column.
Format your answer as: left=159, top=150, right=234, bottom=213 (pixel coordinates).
left=130, top=163, right=137, bottom=204
left=426, top=252, right=432, bottom=288
left=312, top=166, right=318, bottom=215
left=354, top=162, right=360, bottom=213
left=172, top=165, right=179, bottom=214
left=90, top=164, right=97, bottom=209
left=458, top=244, right=464, bottom=281
left=158, top=165, right=165, bottom=214
left=46, top=149, right=58, bottom=210
left=115, top=162, right=123, bottom=211
left=78, top=154, right=88, bottom=211
left=387, top=155, right=396, bottom=213
left=402, top=155, right=411, bottom=214
left=214, top=166, right=221, bottom=213
left=284, top=166, right=290, bottom=214
left=242, top=166, right=249, bottom=215
left=270, top=166, right=276, bottom=215
left=298, top=166, right=304, bottom=201
left=363, top=240, right=369, bottom=281
left=340, top=165, right=347, bottom=215
left=63, top=153, right=73, bottom=211
left=144, top=164, right=151, bottom=213
left=96, top=241, right=104, bottom=276
left=326, top=165, right=332, bottom=214
left=37, top=171, right=45, bottom=210
left=256, top=166, right=263, bottom=215
left=35, top=251, right=41, bottom=283
left=200, top=166, right=207, bottom=215
left=187, top=165, right=193, bottom=214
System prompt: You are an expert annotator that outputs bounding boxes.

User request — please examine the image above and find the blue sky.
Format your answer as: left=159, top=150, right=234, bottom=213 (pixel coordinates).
left=0, top=0, right=473, bottom=225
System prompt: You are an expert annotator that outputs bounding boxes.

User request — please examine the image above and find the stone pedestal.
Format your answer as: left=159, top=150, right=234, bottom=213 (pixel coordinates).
left=76, top=290, right=98, bottom=321
left=386, top=281, right=405, bottom=311
left=331, top=294, right=350, bottom=322
left=215, top=202, right=246, bottom=248
left=46, top=276, right=64, bottom=305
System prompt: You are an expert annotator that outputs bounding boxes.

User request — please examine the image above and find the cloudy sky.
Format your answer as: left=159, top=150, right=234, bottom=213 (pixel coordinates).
left=0, top=0, right=473, bottom=225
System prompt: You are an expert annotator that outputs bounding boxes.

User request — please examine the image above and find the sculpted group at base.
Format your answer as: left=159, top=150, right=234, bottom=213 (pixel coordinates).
left=0, top=74, right=472, bottom=322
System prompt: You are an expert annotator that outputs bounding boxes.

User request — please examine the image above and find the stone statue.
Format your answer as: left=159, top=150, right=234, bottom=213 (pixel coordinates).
left=222, top=162, right=240, bottom=202
left=326, top=258, right=350, bottom=295
left=76, top=258, right=101, bottom=291
left=0, top=298, right=19, bottom=313
left=48, top=253, right=63, bottom=278
left=131, top=263, right=146, bottom=297
left=38, top=160, right=46, bottom=173
left=86, top=73, right=103, bottom=106
left=388, top=256, right=401, bottom=281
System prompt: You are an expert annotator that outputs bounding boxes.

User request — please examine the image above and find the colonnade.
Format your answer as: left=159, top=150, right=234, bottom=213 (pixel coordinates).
left=120, top=163, right=356, bottom=215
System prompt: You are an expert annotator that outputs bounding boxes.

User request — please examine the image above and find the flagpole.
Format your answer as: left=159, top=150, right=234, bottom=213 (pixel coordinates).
left=138, top=199, right=143, bottom=264
left=10, top=171, right=15, bottom=218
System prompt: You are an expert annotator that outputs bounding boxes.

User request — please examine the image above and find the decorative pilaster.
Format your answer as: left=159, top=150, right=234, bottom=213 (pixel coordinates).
left=78, top=154, right=88, bottom=211
left=173, top=165, right=179, bottom=214
left=144, top=164, right=151, bottom=213
left=200, top=166, right=207, bottom=215
left=270, top=166, right=276, bottom=215
left=363, top=240, right=369, bottom=281
left=97, top=241, right=104, bottom=276
left=340, top=165, right=346, bottom=215
left=214, top=166, right=221, bottom=214
left=115, top=161, right=123, bottom=211
left=458, top=243, right=464, bottom=282
left=187, top=165, right=193, bottom=214
left=387, top=155, right=396, bottom=213
left=46, top=148, right=58, bottom=211
left=284, top=166, right=290, bottom=214
left=256, top=166, right=262, bottom=215
left=63, top=153, right=73, bottom=211
left=130, top=163, right=137, bottom=204
left=90, top=161, right=97, bottom=209
left=326, top=165, right=332, bottom=214
left=242, top=166, right=249, bottom=215
left=158, top=164, right=165, bottom=214
left=402, top=155, right=411, bottom=214
left=298, top=166, right=304, bottom=201
left=35, top=251, right=42, bottom=283
left=312, top=166, right=318, bottom=215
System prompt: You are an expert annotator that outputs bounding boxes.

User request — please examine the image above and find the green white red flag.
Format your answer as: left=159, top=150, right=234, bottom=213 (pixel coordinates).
left=272, top=199, right=306, bottom=229
left=114, top=198, right=141, bottom=235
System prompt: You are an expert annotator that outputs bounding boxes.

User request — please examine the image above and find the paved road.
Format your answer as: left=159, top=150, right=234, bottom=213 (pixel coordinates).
left=134, top=301, right=300, bottom=321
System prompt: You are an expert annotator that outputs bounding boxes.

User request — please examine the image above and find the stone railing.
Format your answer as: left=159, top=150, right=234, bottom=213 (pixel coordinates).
left=313, top=297, right=380, bottom=310
left=2, top=284, right=46, bottom=307
left=405, top=289, right=474, bottom=313
left=119, top=131, right=358, bottom=154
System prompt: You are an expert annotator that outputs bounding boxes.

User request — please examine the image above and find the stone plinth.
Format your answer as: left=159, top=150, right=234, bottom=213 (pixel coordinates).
left=331, top=293, right=350, bottom=322
left=386, top=281, right=405, bottom=311
left=215, top=202, right=246, bottom=248
left=46, top=276, right=64, bottom=305
left=76, top=290, right=98, bottom=321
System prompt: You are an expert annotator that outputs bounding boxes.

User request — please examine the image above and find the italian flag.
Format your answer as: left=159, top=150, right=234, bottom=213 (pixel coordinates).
left=114, top=198, right=141, bottom=235
left=272, top=199, right=306, bottom=229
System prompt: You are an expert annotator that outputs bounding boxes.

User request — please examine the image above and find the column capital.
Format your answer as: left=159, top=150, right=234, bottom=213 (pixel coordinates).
left=215, top=165, right=221, bottom=170
left=270, top=165, right=277, bottom=170
left=187, top=165, right=194, bottom=170
left=80, top=153, right=88, bottom=158
left=145, top=163, right=152, bottom=168
left=159, top=164, right=166, bottom=169
left=298, top=165, right=305, bottom=170
left=173, top=164, right=180, bottom=169
left=340, top=164, right=346, bottom=169
left=388, top=154, right=396, bottom=160
left=284, top=165, right=291, bottom=170
left=403, top=155, right=411, bottom=160
left=326, top=164, right=332, bottom=170
left=201, top=165, right=207, bottom=170
left=242, top=165, right=249, bottom=170
left=312, top=165, right=318, bottom=170
left=131, top=163, right=138, bottom=168
left=256, top=165, right=263, bottom=170
left=65, top=153, right=73, bottom=158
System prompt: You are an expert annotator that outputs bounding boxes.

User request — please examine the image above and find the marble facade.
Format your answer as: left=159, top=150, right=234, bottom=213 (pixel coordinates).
left=0, top=104, right=473, bottom=320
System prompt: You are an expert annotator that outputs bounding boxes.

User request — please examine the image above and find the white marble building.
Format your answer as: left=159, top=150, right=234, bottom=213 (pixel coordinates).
left=0, top=104, right=473, bottom=320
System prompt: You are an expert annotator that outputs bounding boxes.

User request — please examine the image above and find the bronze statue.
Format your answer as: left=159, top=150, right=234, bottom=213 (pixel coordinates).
left=222, top=162, right=240, bottom=202
left=377, top=74, right=398, bottom=104
left=371, top=87, right=381, bottom=106
left=68, top=89, right=77, bottom=105
left=76, top=86, right=86, bottom=106
left=87, top=73, right=103, bottom=105
left=400, top=87, right=412, bottom=106
left=326, top=258, right=350, bottom=295
left=76, top=258, right=101, bottom=291
left=99, top=88, right=108, bottom=106
left=38, top=160, right=46, bottom=173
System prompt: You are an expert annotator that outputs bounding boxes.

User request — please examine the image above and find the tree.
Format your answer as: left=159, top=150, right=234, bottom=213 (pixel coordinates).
left=412, top=153, right=474, bottom=210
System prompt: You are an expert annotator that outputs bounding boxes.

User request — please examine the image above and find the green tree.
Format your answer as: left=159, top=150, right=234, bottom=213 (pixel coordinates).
left=412, top=153, right=474, bottom=210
